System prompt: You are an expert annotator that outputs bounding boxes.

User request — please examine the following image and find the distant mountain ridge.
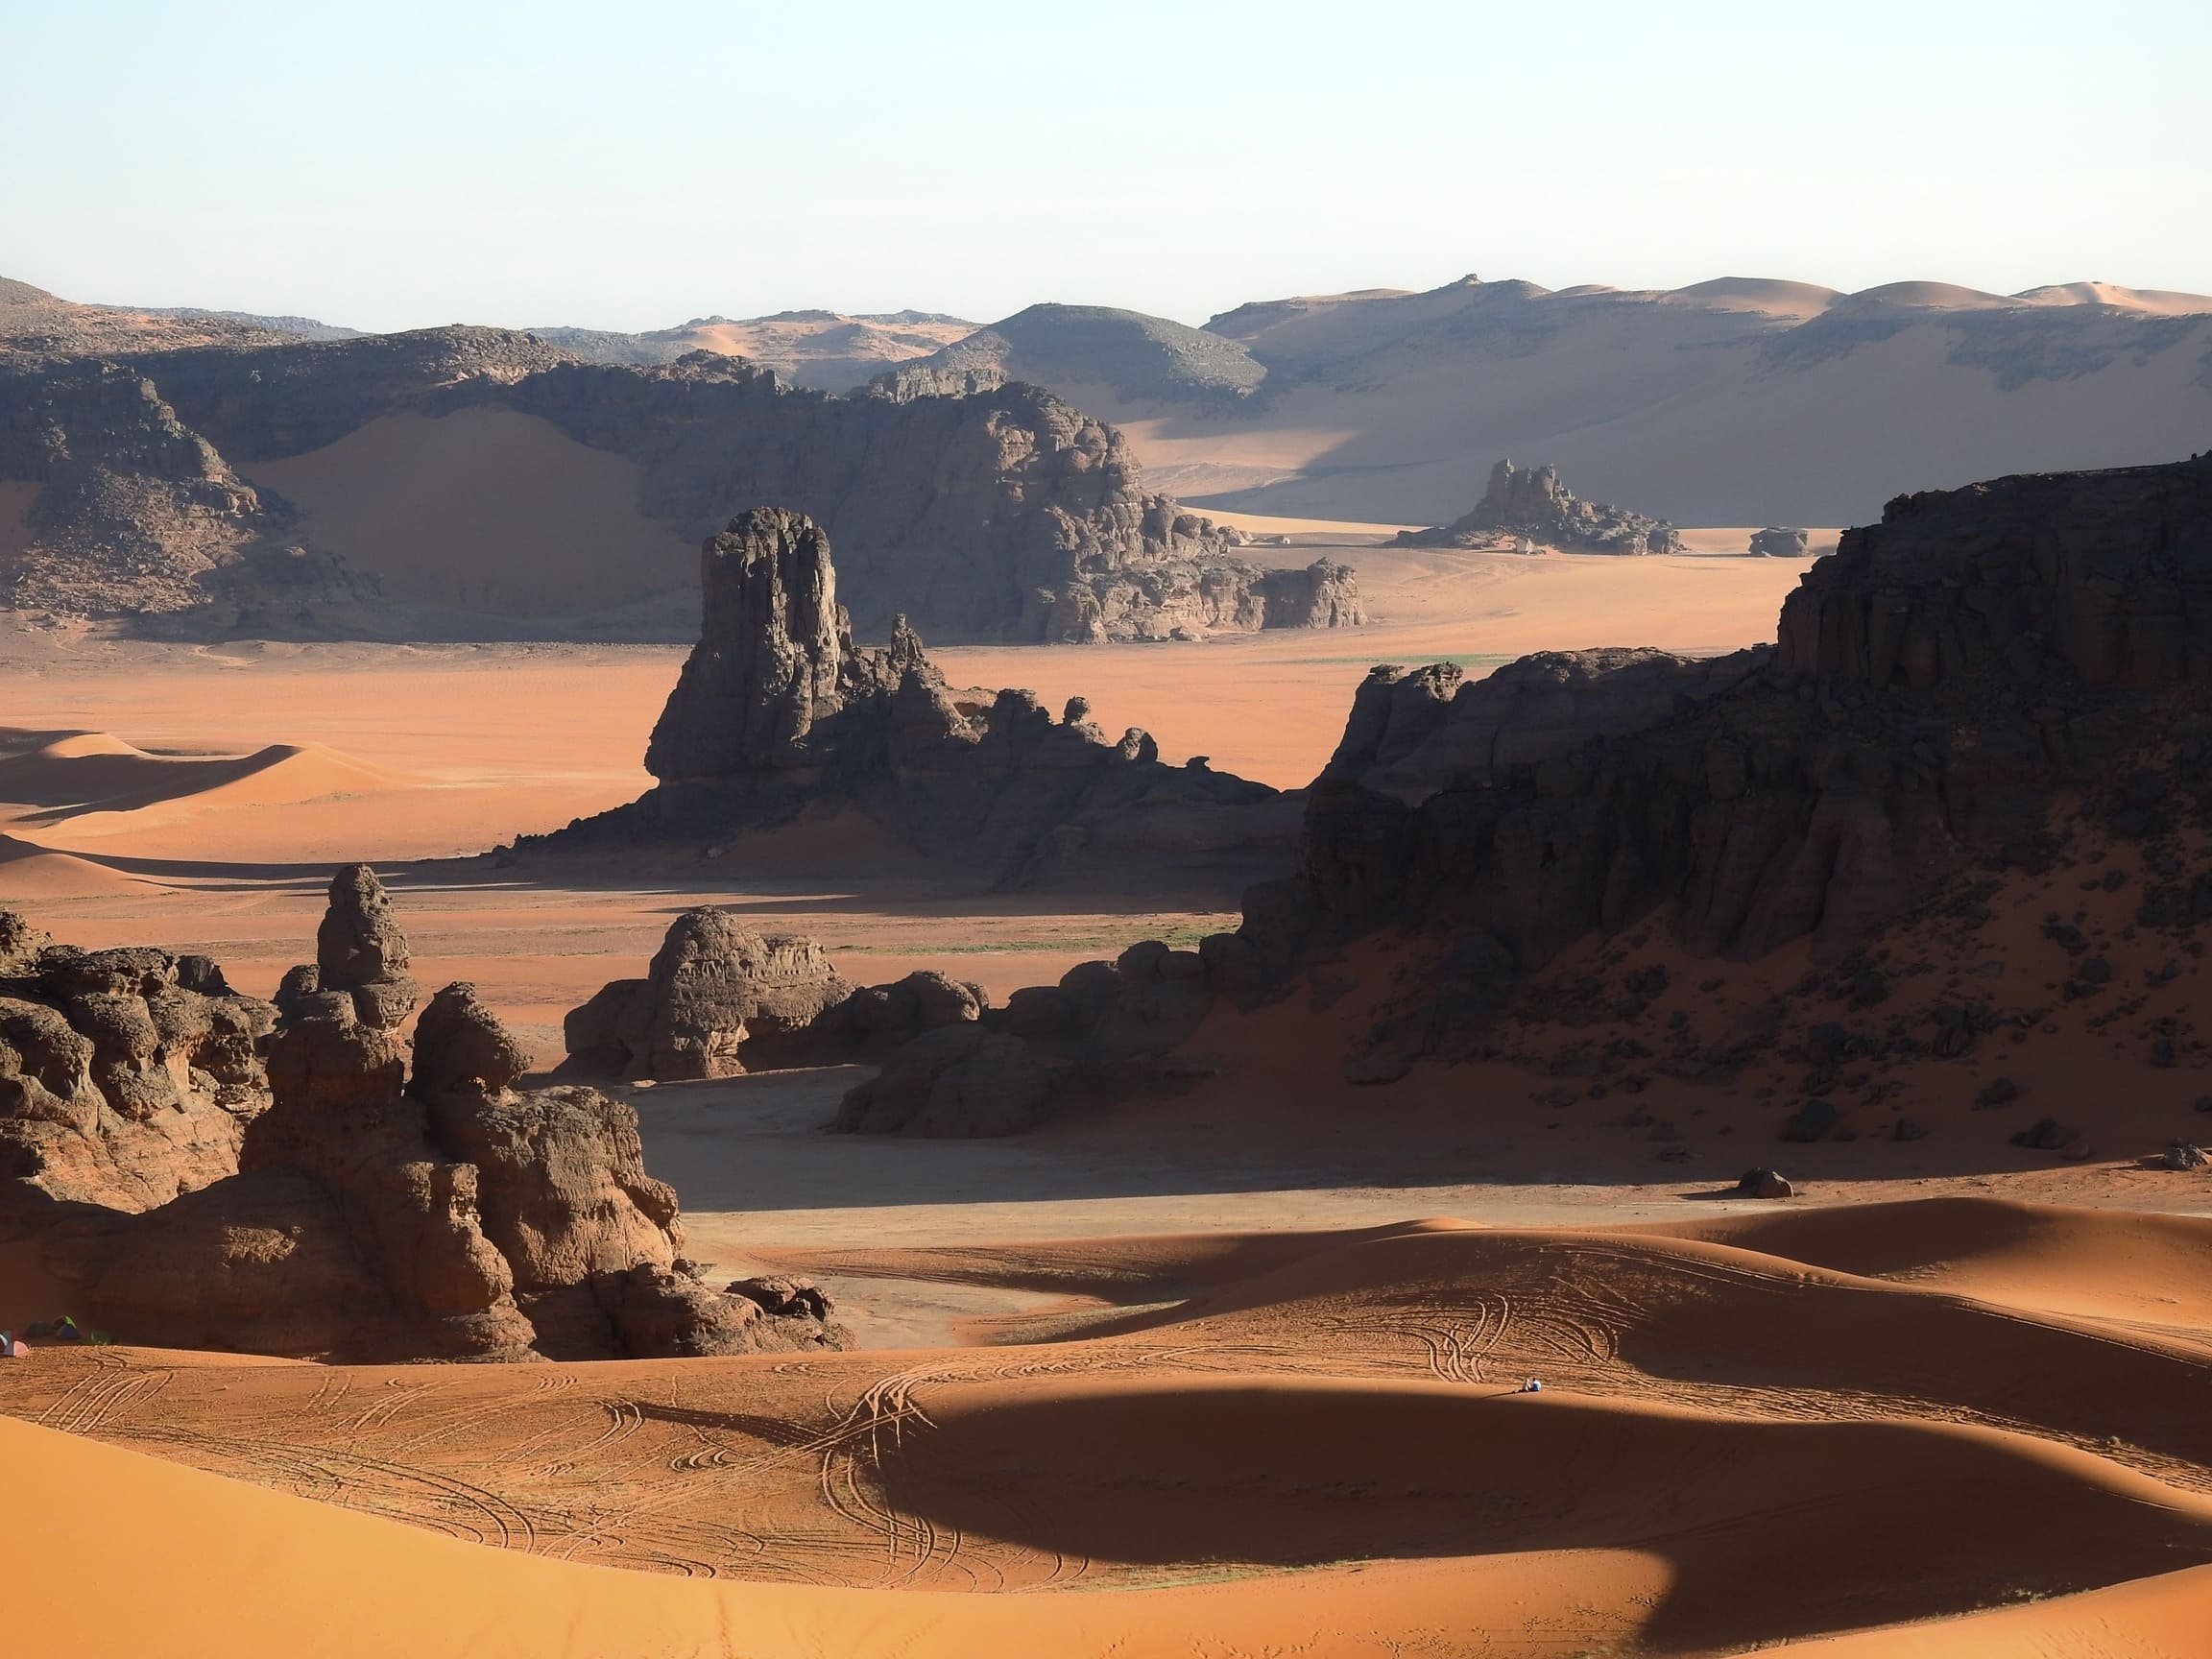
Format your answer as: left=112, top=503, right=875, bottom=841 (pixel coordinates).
left=8, top=266, right=2211, bottom=534
left=907, top=273, right=2212, bottom=526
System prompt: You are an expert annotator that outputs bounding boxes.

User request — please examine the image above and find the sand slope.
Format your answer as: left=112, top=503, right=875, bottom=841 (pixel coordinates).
left=10, top=1199, right=2212, bottom=1654
left=241, top=407, right=697, bottom=618
left=16, top=1405, right=2206, bottom=1659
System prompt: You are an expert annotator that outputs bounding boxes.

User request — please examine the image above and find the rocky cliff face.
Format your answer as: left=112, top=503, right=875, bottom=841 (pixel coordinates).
left=0, top=359, right=377, bottom=622
left=1393, top=459, right=1685, bottom=555
left=2, top=323, right=1360, bottom=643
left=5, top=875, right=848, bottom=1361
left=1232, top=452, right=2212, bottom=1045
left=878, top=450, right=2212, bottom=1122
left=529, top=509, right=1298, bottom=897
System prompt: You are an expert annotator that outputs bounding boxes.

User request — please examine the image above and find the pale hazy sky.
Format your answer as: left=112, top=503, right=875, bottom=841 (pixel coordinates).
left=5, top=0, right=2207, bottom=331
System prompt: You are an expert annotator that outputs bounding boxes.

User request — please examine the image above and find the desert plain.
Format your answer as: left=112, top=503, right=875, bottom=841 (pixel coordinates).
left=8, top=516, right=2212, bottom=1659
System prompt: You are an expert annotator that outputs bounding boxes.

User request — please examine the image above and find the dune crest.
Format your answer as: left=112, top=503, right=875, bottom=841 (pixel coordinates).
left=0, top=729, right=408, bottom=845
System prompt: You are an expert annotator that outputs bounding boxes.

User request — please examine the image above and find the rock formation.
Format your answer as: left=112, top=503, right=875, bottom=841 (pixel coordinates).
left=562, top=908, right=993, bottom=1083
left=6, top=883, right=847, bottom=1362
left=1262, top=559, right=1367, bottom=628
left=279, top=864, right=423, bottom=1029
left=878, top=449, right=2212, bottom=1122
left=2, top=314, right=1361, bottom=643
left=1232, top=450, right=2212, bottom=1057
left=564, top=908, right=857, bottom=1081
left=1393, top=459, right=1685, bottom=556
left=525, top=509, right=1298, bottom=899
left=834, top=940, right=1220, bottom=1139
left=0, top=915, right=276, bottom=1213
left=1750, top=526, right=1812, bottom=558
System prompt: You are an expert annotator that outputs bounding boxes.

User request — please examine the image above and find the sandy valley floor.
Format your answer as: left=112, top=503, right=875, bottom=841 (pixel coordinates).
left=8, top=532, right=2212, bottom=1656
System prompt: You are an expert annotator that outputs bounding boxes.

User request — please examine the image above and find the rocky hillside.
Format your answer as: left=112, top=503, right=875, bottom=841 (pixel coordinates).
left=909, top=275, right=2212, bottom=526
left=0, top=317, right=1356, bottom=642
left=0, top=276, right=336, bottom=359
left=921, top=303, right=1267, bottom=407
left=528, top=308, right=974, bottom=389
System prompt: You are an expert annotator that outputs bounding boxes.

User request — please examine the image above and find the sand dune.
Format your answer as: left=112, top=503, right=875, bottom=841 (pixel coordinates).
left=10, top=1199, right=2212, bottom=1654
left=0, top=831, right=147, bottom=898
left=0, top=730, right=403, bottom=827
left=240, top=407, right=697, bottom=618
left=882, top=1378, right=2212, bottom=1648
left=0, top=727, right=412, bottom=874
left=1649, top=1197, right=2212, bottom=1339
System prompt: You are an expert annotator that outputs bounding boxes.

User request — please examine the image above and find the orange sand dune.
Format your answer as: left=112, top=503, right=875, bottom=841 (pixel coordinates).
left=1647, top=1197, right=2212, bottom=1338
left=0, top=1414, right=1694, bottom=1659
left=1779, top=1561, right=2212, bottom=1654
left=882, top=1377, right=2212, bottom=1648
left=0, top=831, right=149, bottom=898
left=12, top=1200, right=2212, bottom=1655
left=0, top=732, right=405, bottom=830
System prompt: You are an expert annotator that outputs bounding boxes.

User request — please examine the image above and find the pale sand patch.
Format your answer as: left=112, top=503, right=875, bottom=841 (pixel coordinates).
left=240, top=408, right=696, bottom=616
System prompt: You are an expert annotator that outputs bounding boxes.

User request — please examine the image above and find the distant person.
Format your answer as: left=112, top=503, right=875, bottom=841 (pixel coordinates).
left=1517, top=1378, right=1543, bottom=1394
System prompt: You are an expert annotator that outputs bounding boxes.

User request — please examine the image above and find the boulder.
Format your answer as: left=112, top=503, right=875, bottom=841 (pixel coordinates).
left=2012, top=1118, right=2093, bottom=1160
left=835, top=1024, right=1052, bottom=1138
left=1735, top=1168, right=1794, bottom=1199
left=409, top=981, right=531, bottom=1099
left=561, top=907, right=854, bottom=1082
left=1750, top=526, right=1811, bottom=558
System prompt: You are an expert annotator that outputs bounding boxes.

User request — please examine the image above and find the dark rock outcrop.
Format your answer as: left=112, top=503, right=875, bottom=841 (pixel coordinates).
left=527, top=509, right=1298, bottom=899
left=1322, top=648, right=1764, bottom=802
left=0, top=912, right=276, bottom=1213
left=834, top=1025, right=1054, bottom=1138
left=923, top=449, right=2212, bottom=1097
left=834, top=940, right=1218, bottom=1139
left=0, top=359, right=378, bottom=624
left=1393, top=459, right=1685, bottom=556
left=1227, top=449, right=2212, bottom=1065
left=1750, top=526, right=1812, bottom=558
